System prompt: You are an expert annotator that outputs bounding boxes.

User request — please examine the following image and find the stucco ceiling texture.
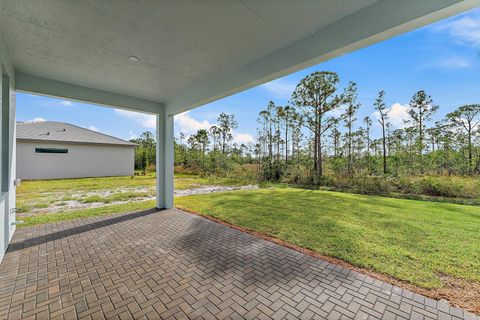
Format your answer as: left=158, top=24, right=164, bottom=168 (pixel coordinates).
left=0, top=0, right=376, bottom=103
left=0, top=0, right=476, bottom=114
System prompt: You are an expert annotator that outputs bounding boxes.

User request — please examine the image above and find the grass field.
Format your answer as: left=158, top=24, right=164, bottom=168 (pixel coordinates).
left=19, top=200, right=155, bottom=227
left=175, top=187, right=480, bottom=291
left=16, top=173, right=251, bottom=215
left=17, top=173, right=249, bottom=194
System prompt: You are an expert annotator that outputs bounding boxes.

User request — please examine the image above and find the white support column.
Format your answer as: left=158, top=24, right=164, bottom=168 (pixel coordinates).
left=156, top=110, right=174, bottom=209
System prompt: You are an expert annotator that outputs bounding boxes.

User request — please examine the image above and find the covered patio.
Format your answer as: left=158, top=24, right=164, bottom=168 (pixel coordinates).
left=1, top=1, right=480, bottom=319
left=1, top=208, right=477, bottom=319
left=1, top=0, right=478, bottom=257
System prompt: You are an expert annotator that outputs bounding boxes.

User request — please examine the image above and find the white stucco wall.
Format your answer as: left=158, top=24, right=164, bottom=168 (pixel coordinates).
left=0, top=30, right=16, bottom=263
left=16, top=141, right=135, bottom=179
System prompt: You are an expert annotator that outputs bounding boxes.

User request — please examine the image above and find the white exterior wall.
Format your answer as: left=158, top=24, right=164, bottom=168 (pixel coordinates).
left=0, top=30, right=16, bottom=263
left=16, top=141, right=134, bottom=180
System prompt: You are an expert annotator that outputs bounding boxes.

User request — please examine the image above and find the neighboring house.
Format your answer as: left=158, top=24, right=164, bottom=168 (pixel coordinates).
left=16, top=121, right=136, bottom=180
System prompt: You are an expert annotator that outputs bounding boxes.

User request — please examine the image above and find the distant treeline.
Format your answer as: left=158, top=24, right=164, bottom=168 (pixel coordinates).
left=256, top=71, right=480, bottom=182
left=131, top=70, right=480, bottom=199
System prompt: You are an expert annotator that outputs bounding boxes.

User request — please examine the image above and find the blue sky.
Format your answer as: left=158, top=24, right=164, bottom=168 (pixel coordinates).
left=17, top=7, right=480, bottom=143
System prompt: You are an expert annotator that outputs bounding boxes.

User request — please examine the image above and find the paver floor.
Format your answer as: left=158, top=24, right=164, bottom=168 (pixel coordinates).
left=0, top=208, right=478, bottom=320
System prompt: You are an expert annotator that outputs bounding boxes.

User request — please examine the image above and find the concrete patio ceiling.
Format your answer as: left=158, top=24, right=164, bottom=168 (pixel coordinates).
left=1, top=0, right=478, bottom=114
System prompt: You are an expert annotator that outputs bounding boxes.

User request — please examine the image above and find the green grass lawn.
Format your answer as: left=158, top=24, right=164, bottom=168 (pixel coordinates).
left=19, top=200, right=155, bottom=227
left=18, top=174, right=156, bottom=194
left=17, top=173, right=234, bottom=194
left=175, top=187, right=480, bottom=290
left=16, top=173, right=252, bottom=213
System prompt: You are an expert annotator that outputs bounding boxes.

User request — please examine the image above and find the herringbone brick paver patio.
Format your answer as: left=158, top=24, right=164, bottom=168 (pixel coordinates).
left=0, top=208, right=478, bottom=320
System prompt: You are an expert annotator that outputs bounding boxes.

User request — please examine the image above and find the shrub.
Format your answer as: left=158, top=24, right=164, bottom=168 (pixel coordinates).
left=293, top=174, right=480, bottom=202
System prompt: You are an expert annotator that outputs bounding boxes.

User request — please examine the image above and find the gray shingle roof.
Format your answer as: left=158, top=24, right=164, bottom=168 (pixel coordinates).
left=16, top=121, right=137, bottom=146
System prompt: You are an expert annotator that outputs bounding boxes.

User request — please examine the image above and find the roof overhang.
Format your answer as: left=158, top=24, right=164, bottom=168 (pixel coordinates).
left=15, top=72, right=163, bottom=114
left=16, top=138, right=137, bottom=148
left=1, top=0, right=478, bottom=115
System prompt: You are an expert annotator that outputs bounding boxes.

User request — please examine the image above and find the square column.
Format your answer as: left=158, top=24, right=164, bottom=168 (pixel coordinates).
left=156, top=110, right=174, bottom=209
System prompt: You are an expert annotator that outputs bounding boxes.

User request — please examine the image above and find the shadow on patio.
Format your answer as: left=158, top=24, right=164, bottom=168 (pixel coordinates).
left=7, top=209, right=159, bottom=253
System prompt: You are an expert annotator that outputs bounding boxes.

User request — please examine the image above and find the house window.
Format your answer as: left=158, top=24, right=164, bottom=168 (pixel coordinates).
left=35, top=148, right=69, bottom=154
left=1, top=67, right=9, bottom=193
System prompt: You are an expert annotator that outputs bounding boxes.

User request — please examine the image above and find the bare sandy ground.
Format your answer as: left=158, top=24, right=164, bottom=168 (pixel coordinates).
left=22, top=185, right=258, bottom=216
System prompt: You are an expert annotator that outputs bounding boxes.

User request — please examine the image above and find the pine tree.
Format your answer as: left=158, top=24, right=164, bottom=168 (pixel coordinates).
left=374, top=90, right=390, bottom=174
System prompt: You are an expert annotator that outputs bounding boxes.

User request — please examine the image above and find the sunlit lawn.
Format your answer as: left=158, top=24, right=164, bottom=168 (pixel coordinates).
left=17, top=173, right=236, bottom=194
left=16, top=173, right=250, bottom=213
left=19, top=200, right=156, bottom=227
left=175, top=187, right=480, bottom=289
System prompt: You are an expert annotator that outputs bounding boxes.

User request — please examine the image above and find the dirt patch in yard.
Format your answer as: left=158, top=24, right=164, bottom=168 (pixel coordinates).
left=18, top=185, right=258, bottom=216
left=175, top=185, right=258, bottom=196
left=435, top=275, right=480, bottom=315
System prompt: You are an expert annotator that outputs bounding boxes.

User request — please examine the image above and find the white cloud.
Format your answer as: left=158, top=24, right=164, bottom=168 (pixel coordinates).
left=388, top=103, right=411, bottom=129
left=26, top=117, right=46, bottom=123
left=261, top=79, right=296, bottom=100
left=175, top=111, right=254, bottom=144
left=434, top=12, right=480, bottom=47
left=60, top=100, right=74, bottom=106
left=114, top=109, right=156, bottom=129
left=175, top=111, right=212, bottom=134
left=232, top=132, right=254, bottom=144
left=116, top=109, right=254, bottom=144
left=328, top=106, right=346, bottom=118
left=80, top=125, right=99, bottom=132
left=373, top=103, right=410, bottom=130
left=439, top=56, right=471, bottom=69
left=421, top=56, right=471, bottom=70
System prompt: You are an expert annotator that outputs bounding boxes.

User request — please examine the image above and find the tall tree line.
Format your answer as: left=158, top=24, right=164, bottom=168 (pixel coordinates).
left=133, top=71, right=480, bottom=182
left=256, top=71, right=480, bottom=182
left=174, top=112, right=255, bottom=174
